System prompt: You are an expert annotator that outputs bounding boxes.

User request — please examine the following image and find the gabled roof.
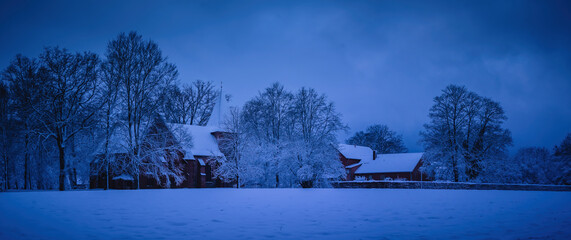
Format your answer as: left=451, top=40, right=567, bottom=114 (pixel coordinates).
left=355, top=152, right=424, bottom=174
left=95, top=119, right=226, bottom=161
left=337, top=144, right=374, bottom=162
left=166, top=123, right=225, bottom=158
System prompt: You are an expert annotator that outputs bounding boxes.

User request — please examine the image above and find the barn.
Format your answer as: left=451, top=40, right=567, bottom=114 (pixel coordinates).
left=336, top=144, right=376, bottom=180
left=354, top=152, right=428, bottom=181
left=336, top=144, right=428, bottom=181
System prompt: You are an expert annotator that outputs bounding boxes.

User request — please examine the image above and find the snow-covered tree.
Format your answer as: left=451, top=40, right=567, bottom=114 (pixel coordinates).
left=223, top=83, right=346, bottom=188
left=512, top=147, right=553, bottom=184
left=2, top=55, right=42, bottom=189
left=553, top=133, right=571, bottom=185
left=2, top=50, right=102, bottom=190
left=347, top=124, right=407, bottom=153
left=288, top=87, right=346, bottom=187
left=420, top=85, right=512, bottom=182
left=34, top=47, right=101, bottom=190
left=138, top=117, right=190, bottom=187
left=215, top=107, right=264, bottom=187
left=242, top=83, right=294, bottom=187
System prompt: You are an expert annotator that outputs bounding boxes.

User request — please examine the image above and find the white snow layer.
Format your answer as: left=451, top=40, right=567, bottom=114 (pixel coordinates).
left=1, top=189, right=569, bottom=240
left=111, top=174, right=134, bottom=181
left=337, top=144, right=374, bottom=161
left=166, top=123, right=224, bottom=157
left=356, top=152, right=424, bottom=174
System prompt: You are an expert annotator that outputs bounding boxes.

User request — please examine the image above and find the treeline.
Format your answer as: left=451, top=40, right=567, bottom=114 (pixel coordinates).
left=0, top=32, right=220, bottom=191
left=347, top=85, right=570, bottom=185
left=419, top=85, right=570, bottom=184
left=1, top=31, right=568, bottom=190
left=215, top=83, right=347, bottom=188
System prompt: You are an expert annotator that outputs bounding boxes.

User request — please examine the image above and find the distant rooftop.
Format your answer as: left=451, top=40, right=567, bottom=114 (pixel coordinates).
left=166, top=123, right=225, bottom=158
left=337, top=144, right=374, bottom=162
left=355, top=152, right=424, bottom=174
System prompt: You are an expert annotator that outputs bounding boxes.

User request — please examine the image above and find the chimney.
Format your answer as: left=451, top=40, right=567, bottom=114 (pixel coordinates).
left=373, top=150, right=377, bottom=160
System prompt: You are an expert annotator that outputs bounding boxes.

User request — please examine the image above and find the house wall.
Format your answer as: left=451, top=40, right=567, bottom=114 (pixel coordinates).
left=345, top=165, right=361, bottom=181
left=353, top=159, right=431, bottom=181
left=339, top=154, right=360, bottom=167
left=355, top=172, right=415, bottom=181
left=89, top=118, right=229, bottom=189
left=90, top=153, right=209, bottom=189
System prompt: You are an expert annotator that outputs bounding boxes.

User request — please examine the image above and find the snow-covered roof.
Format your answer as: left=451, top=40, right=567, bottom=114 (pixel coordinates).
left=198, top=159, right=205, bottom=166
left=337, top=144, right=374, bottom=161
left=346, top=162, right=363, bottom=169
left=181, top=145, right=195, bottom=160
left=112, top=174, right=134, bottom=181
left=166, top=123, right=225, bottom=158
left=355, top=152, right=424, bottom=174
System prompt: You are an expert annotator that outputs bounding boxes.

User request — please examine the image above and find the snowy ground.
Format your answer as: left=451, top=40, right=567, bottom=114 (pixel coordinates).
left=1, top=189, right=570, bottom=240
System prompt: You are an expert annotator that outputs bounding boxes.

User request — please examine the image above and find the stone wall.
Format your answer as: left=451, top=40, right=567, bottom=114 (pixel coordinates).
left=332, top=181, right=571, bottom=191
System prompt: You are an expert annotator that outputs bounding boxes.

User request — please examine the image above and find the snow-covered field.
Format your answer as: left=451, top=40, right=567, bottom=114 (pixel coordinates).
left=1, top=189, right=570, bottom=240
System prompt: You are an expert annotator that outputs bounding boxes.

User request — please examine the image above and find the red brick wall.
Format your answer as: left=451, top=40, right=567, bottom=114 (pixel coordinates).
left=353, top=159, right=431, bottom=181
left=339, top=153, right=360, bottom=167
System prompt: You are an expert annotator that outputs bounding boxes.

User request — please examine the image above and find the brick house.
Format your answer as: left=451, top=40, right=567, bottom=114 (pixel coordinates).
left=354, top=152, right=428, bottom=181
left=336, top=144, right=428, bottom=181
left=336, top=144, right=376, bottom=180
left=89, top=117, right=229, bottom=189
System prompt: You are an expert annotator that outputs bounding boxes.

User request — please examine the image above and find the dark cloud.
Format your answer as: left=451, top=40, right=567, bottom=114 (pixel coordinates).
left=1, top=0, right=570, bottom=152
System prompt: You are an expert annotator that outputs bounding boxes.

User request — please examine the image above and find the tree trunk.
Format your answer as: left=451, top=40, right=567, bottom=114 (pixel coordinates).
left=58, top=143, right=66, bottom=191
left=106, top=158, right=109, bottom=190
left=24, top=132, right=29, bottom=190
left=2, top=125, right=7, bottom=190
left=452, top=155, right=459, bottom=182
left=300, top=180, right=313, bottom=188
left=275, top=174, right=279, bottom=188
left=3, top=152, right=7, bottom=190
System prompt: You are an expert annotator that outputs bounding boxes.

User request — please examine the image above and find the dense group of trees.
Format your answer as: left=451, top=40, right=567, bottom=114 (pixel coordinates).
left=486, top=134, right=570, bottom=185
left=0, top=32, right=220, bottom=191
left=1, top=32, right=569, bottom=191
left=418, top=84, right=569, bottom=184
left=347, top=124, right=407, bottom=154
left=215, top=83, right=346, bottom=188
left=420, top=85, right=513, bottom=182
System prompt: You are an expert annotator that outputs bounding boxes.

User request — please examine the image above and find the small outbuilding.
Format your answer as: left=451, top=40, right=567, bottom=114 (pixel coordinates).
left=354, top=152, right=428, bottom=181
left=336, top=144, right=376, bottom=180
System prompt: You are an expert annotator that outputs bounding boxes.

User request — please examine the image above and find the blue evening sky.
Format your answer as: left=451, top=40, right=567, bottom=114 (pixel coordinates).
left=1, top=0, right=570, bottom=152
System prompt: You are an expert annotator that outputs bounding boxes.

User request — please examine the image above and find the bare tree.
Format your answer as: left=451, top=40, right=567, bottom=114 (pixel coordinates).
left=2, top=55, right=42, bottom=189
left=420, top=85, right=512, bottom=182
left=104, top=32, right=177, bottom=188
left=0, top=81, right=8, bottom=190
left=99, top=48, right=123, bottom=190
left=160, top=80, right=219, bottom=125
left=34, top=47, right=100, bottom=191
left=347, top=124, right=407, bottom=153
